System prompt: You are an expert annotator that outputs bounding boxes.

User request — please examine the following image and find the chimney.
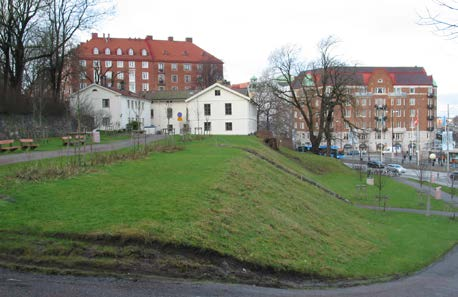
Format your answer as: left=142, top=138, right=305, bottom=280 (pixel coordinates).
left=146, top=35, right=153, bottom=40
left=108, top=33, right=110, bottom=40
left=185, top=37, right=193, bottom=43
left=168, top=36, right=174, bottom=41
left=91, top=33, right=98, bottom=39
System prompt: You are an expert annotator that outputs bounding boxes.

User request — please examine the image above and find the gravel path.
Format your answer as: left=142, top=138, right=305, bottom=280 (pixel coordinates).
left=0, top=135, right=165, bottom=166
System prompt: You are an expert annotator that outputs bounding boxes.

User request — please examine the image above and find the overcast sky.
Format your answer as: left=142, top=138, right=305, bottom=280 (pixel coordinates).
left=80, top=0, right=458, bottom=117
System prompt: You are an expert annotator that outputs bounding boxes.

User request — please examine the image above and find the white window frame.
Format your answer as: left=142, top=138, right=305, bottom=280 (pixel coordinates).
left=105, top=48, right=111, bottom=55
left=142, top=61, right=148, bottom=68
left=171, top=63, right=177, bottom=71
left=128, top=48, right=134, bottom=56
left=128, top=61, right=135, bottom=68
left=184, top=75, right=191, bottom=83
left=117, top=61, right=124, bottom=68
left=142, top=72, right=149, bottom=80
left=93, top=48, right=99, bottom=55
left=183, top=64, right=191, bottom=71
left=105, top=60, right=112, bottom=68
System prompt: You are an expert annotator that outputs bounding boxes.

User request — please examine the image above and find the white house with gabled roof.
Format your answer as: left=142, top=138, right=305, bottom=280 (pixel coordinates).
left=69, top=84, right=151, bottom=130
left=185, top=83, right=257, bottom=135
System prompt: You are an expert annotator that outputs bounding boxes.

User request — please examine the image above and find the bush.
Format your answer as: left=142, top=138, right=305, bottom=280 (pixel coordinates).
left=126, top=121, right=140, bottom=131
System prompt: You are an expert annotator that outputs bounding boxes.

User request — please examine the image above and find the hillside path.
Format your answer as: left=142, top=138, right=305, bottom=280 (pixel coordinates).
left=0, top=134, right=165, bottom=166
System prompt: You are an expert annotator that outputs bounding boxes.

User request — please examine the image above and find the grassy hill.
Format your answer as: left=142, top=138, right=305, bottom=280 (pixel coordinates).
left=0, top=136, right=456, bottom=285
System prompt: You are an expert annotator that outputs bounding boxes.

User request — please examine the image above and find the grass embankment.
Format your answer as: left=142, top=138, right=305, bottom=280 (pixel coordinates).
left=0, top=136, right=456, bottom=284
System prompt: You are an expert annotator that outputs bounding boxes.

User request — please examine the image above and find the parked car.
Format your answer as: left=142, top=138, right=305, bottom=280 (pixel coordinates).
left=386, top=164, right=406, bottom=174
left=450, top=171, right=458, bottom=181
left=367, top=160, right=384, bottom=168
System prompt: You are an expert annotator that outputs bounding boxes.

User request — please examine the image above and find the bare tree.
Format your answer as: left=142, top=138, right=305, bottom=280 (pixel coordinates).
left=196, top=63, right=223, bottom=90
left=419, top=0, right=458, bottom=39
left=268, top=36, right=356, bottom=155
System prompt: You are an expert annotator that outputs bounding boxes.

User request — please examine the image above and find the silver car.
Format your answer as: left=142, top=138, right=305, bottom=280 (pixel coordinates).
left=386, top=164, right=406, bottom=175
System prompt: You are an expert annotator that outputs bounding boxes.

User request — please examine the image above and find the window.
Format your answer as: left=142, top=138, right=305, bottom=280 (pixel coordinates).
left=171, top=75, right=178, bottom=83
left=172, top=86, right=178, bottom=90
left=394, top=87, right=402, bottom=94
left=225, top=122, right=232, bottom=131
left=93, top=47, right=99, bottom=55
left=106, top=71, right=112, bottom=79
left=361, top=98, right=367, bottom=106
left=377, top=79, right=383, bottom=83
left=79, top=72, right=86, bottom=80
left=117, top=61, right=124, bottom=68
left=158, top=63, right=164, bottom=72
left=171, top=63, right=177, bottom=71
left=184, top=75, right=191, bottom=83
left=158, top=74, right=165, bottom=84
left=158, top=86, right=165, bottom=91
left=197, top=64, right=203, bottom=72
left=225, top=103, right=232, bottom=115
left=397, top=98, right=402, bottom=105
left=128, top=61, right=135, bottom=68
left=142, top=72, right=149, bottom=80
left=204, top=104, right=211, bottom=116
left=344, top=109, right=351, bottom=118
left=129, top=70, right=135, bottom=81
left=141, top=49, right=147, bottom=56
left=128, top=48, right=134, bottom=55
left=410, top=109, right=416, bottom=117
left=129, top=82, right=135, bottom=93
left=167, top=107, right=173, bottom=119
left=117, top=48, right=122, bottom=55
left=204, top=122, right=211, bottom=131
left=215, top=89, right=221, bottom=96
left=409, top=98, right=415, bottom=105
left=105, top=60, right=112, bottom=68
left=375, top=87, right=385, bottom=94
left=127, top=100, right=130, bottom=109
left=93, top=60, right=100, bottom=67
left=142, top=61, right=148, bottom=68
left=105, top=48, right=111, bottom=55
left=142, top=83, right=149, bottom=91
left=409, top=87, right=415, bottom=94
left=117, top=72, right=124, bottom=80
left=79, top=60, right=86, bottom=67
left=183, top=64, right=191, bottom=71
left=102, top=98, right=110, bottom=108
left=150, top=109, right=154, bottom=118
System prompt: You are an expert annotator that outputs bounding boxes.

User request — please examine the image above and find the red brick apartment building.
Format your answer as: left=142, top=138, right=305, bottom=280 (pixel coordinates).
left=293, top=67, right=437, bottom=155
left=71, top=33, right=223, bottom=94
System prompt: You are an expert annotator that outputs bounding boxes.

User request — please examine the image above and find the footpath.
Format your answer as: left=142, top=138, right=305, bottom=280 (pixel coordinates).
left=0, top=134, right=165, bottom=166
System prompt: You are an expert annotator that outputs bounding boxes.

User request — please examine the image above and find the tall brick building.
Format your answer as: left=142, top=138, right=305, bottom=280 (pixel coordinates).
left=71, top=33, right=223, bottom=94
left=293, top=67, right=437, bottom=156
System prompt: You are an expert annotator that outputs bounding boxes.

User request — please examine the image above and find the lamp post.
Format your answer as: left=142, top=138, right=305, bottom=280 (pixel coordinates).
left=427, top=152, right=436, bottom=217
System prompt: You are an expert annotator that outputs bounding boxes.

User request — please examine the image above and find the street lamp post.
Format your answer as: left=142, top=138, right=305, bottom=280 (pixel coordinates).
left=427, top=152, right=436, bottom=217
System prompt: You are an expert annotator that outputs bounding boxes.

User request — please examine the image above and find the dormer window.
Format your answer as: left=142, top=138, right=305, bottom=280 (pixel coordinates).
left=105, top=48, right=111, bottom=55
left=141, top=49, right=147, bottom=56
left=93, top=47, right=99, bottom=55
left=117, top=48, right=122, bottom=55
left=128, top=48, right=134, bottom=55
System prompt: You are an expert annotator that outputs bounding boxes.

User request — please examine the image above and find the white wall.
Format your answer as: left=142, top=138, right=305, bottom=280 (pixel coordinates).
left=151, top=101, right=187, bottom=133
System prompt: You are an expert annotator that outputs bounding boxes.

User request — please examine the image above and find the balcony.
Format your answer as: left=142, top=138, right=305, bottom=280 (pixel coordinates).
left=427, top=104, right=434, bottom=109
left=374, top=104, right=387, bottom=110
left=427, top=93, right=435, bottom=98
left=427, top=115, right=434, bottom=121
left=158, top=80, right=165, bottom=85
left=388, top=92, right=407, bottom=97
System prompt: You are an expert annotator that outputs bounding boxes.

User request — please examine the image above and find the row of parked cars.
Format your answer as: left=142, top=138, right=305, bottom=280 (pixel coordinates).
left=367, top=160, right=407, bottom=174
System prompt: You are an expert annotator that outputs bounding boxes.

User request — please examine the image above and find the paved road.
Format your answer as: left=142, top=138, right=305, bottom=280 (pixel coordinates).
left=0, top=134, right=165, bottom=165
left=1, top=245, right=457, bottom=297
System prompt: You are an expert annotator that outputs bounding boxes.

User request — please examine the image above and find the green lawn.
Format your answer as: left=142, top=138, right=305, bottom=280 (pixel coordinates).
left=0, top=136, right=456, bottom=280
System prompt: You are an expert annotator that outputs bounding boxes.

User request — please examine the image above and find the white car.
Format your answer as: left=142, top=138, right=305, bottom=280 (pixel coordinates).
left=386, top=164, right=406, bottom=174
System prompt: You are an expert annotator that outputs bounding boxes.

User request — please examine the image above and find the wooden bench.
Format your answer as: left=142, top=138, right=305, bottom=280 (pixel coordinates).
left=62, top=135, right=86, bottom=146
left=0, top=139, right=20, bottom=152
left=19, top=138, right=39, bottom=150
left=62, top=136, right=72, bottom=146
left=73, top=135, right=86, bottom=145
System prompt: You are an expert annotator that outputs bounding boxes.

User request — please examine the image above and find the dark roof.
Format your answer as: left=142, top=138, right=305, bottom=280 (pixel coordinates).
left=293, top=66, right=433, bottom=88
left=145, top=90, right=196, bottom=101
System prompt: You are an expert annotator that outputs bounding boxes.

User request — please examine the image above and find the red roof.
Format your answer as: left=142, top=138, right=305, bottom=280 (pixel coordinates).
left=77, top=33, right=223, bottom=64
left=231, top=82, right=250, bottom=89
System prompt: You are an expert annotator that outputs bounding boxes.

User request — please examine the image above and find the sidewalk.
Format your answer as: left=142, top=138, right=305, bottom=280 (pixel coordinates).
left=356, top=204, right=456, bottom=217
left=0, top=134, right=165, bottom=166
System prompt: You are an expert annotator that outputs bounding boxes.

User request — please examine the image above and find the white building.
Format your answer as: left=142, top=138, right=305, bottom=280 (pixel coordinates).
left=70, top=84, right=151, bottom=130
left=148, top=83, right=257, bottom=135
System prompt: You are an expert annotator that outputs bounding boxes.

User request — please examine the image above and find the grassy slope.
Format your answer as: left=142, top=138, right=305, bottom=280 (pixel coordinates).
left=0, top=136, right=457, bottom=279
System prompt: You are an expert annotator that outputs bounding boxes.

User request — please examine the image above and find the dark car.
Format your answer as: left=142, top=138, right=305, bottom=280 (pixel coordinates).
left=450, top=171, right=458, bottom=181
left=367, top=160, right=384, bottom=169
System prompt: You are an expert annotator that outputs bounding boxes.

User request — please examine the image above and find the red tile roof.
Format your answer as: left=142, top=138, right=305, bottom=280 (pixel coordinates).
left=77, top=33, right=223, bottom=64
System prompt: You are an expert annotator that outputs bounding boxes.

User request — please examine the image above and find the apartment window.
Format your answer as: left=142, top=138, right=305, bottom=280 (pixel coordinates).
left=142, top=83, right=149, bottom=91
left=300, top=122, right=305, bottom=129
left=171, top=75, right=178, bottom=83
left=167, top=107, right=173, bottom=119
left=409, top=87, right=415, bottom=94
left=102, top=98, right=110, bottom=108
left=375, top=87, right=385, bottom=94
left=344, top=109, right=351, bottom=118
left=410, top=109, right=416, bottom=117
left=158, top=74, right=165, bottom=84
left=129, top=70, right=135, bottom=81
left=117, top=48, right=122, bottom=55
left=79, top=72, right=86, bottom=80
left=93, top=47, right=99, bottom=55
left=142, top=72, right=149, bottom=80
left=184, top=75, right=191, bottom=83
left=197, top=64, right=203, bottom=72
left=409, top=98, right=415, bottom=105
left=204, top=122, right=211, bottom=131
left=184, top=64, right=191, bottom=71
left=128, top=48, right=134, bottom=55
left=394, top=87, right=402, bottom=94
left=128, top=61, right=135, bottom=68
left=141, top=49, right=147, bottom=56
left=105, top=60, right=112, bottom=68
left=225, top=122, right=232, bottom=131
left=93, top=60, right=100, bottom=67
left=117, top=72, right=124, bottom=80
left=129, top=82, right=135, bottom=93
left=225, top=103, right=232, bottom=115
left=361, top=98, right=367, bottom=106
left=377, top=79, right=383, bottom=83
left=397, top=98, right=402, bottom=105
left=158, top=86, right=165, bottom=91
left=79, top=60, right=86, bottom=67
left=105, top=48, right=111, bottom=55
left=116, top=82, right=122, bottom=90
left=117, top=61, right=124, bottom=68
left=106, top=71, right=112, bottom=79
left=172, top=86, right=178, bottom=91
left=204, top=103, right=211, bottom=116
left=158, top=63, right=164, bottom=72
left=171, top=63, right=177, bottom=71
left=142, top=61, right=148, bottom=68
left=215, top=89, right=221, bottom=96
left=79, top=82, right=87, bottom=89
